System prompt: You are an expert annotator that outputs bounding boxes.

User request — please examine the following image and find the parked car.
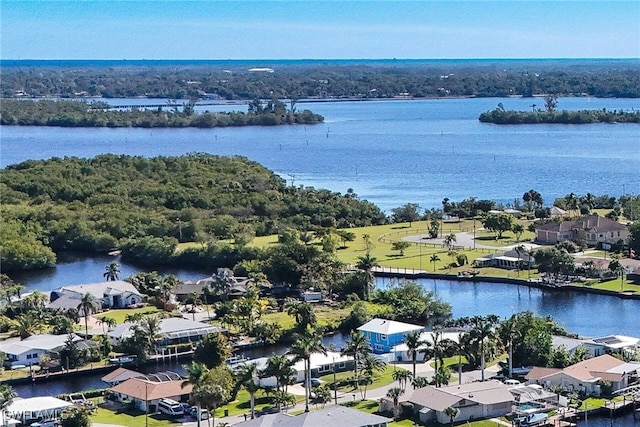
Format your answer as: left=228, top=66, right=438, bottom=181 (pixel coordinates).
left=30, top=421, right=59, bottom=427
left=310, top=378, right=323, bottom=387
left=191, top=408, right=209, bottom=420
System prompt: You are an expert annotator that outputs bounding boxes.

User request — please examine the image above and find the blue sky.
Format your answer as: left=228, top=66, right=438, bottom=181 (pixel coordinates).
left=1, top=1, right=639, bottom=59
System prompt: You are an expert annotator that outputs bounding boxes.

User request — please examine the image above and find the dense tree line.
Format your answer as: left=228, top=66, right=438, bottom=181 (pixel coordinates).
left=0, top=154, right=386, bottom=272
left=0, top=98, right=323, bottom=128
left=2, top=60, right=639, bottom=100
left=479, top=106, right=640, bottom=124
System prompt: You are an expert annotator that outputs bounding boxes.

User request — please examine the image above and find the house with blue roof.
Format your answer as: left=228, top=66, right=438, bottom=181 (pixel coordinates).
left=357, top=317, right=424, bottom=354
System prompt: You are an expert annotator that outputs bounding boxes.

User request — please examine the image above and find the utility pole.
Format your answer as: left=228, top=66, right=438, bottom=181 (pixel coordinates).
left=333, top=357, right=338, bottom=405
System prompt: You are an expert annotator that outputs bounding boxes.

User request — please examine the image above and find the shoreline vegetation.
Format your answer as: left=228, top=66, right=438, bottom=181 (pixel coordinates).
left=0, top=98, right=324, bottom=128
left=479, top=106, right=640, bottom=124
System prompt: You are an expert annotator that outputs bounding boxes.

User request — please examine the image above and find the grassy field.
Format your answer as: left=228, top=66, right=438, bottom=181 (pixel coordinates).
left=318, top=364, right=401, bottom=393
left=91, top=407, right=175, bottom=427
left=96, top=306, right=161, bottom=324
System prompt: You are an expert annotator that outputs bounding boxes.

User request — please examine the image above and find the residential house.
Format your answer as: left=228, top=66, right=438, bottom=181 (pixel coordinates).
left=5, top=396, right=74, bottom=425
left=357, top=318, right=424, bottom=354
left=552, top=334, right=639, bottom=358
left=101, top=367, right=146, bottom=386
left=110, top=376, right=190, bottom=412
left=107, top=317, right=224, bottom=347
left=473, top=249, right=535, bottom=270
left=525, top=354, right=640, bottom=395
left=234, top=405, right=390, bottom=427
left=0, top=334, right=89, bottom=368
left=535, top=215, right=629, bottom=246
left=241, top=351, right=355, bottom=388
left=379, top=381, right=513, bottom=424
left=47, top=281, right=143, bottom=315
left=549, top=206, right=568, bottom=218
left=391, top=329, right=462, bottom=362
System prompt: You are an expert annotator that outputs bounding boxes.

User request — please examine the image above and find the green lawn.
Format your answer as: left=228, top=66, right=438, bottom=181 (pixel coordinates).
left=319, top=364, right=401, bottom=393
left=91, top=407, right=175, bottom=427
left=215, top=388, right=304, bottom=418
left=96, top=306, right=162, bottom=324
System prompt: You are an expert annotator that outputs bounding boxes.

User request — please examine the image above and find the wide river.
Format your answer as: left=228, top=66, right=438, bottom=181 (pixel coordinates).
left=1, top=97, right=639, bottom=211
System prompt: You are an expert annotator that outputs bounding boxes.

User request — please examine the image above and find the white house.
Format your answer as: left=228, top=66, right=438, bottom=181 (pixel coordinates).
left=0, top=334, right=84, bottom=368
left=107, top=317, right=224, bottom=347
left=110, top=377, right=190, bottom=412
left=552, top=334, right=639, bottom=358
left=391, top=330, right=462, bottom=362
left=5, top=396, right=73, bottom=425
left=48, top=280, right=143, bottom=314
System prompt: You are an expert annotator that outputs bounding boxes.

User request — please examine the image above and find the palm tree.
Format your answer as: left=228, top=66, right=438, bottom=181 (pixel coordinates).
left=392, top=369, right=412, bottom=392
left=411, top=376, right=429, bottom=389
left=286, top=301, right=317, bottom=332
left=182, top=362, right=209, bottom=427
left=289, top=331, right=327, bottom=412
left=355, top=251, right=378, bottom=300
left=444, top=233, right=456, bottom=250
left=359, top=353, right=386, bottom=399
left=514, top=244, right=526, bottom=277
left=461, top=315, right=499, bottom=382
left=430, top=254, right=440, bottom=272
left=444, top=406, right=459, bottom=427
left=386, top=386, right=404, bottom=419
left=0, top=384, right=17, bottom=427
left=499, top=314, right=522, bottom=379
left=262, top=354, right=295, bottom=410
left=404, top=330, right=427, bottom=380
left=97, top=316, right=117, bottom=334
left=159, top=274, right=180, bottom=309
left=79, top=292, right=100, bottom=338
left=186, top=292, right=202, bottom=321
left=103, top=261, right=120, bottom=281
left=12, top=311, right=43, bottom=339
left=512, top=223, right=524, bottom=242
left=608, top=259, right=626, bottom=291
left=214, top=268, right=235, bottom=302
left=235, top=363, right=260, bottom=419
left=341, top=330, right=370, bottom=389
left=430, top=330, right=448, bottom=387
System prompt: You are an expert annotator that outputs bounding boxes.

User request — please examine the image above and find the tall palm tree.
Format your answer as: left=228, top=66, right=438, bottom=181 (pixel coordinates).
left=355, top=251, right=378, bottom=300
left=235, top=363, right=260, bottom=419
left=182, top=362, right=209, bottom=427
left=12, top=311, right=43, bottom=339
left=186, top=292, right=203, bottom=321
left=461, top=315, right=499, bottom=382
left=262, top=354, right=295, bottom=410
left=214, top=268, right=235, bottom=302
left=79, top=292, right=100, bottom=338
left=444, top=233, right=456, bottom=250
left=404, top=330, right=427, bottom=380
left=430, top=254, right=440, bottom=272
left=289, top=331, right=326, bottom=412
left=392, top=369, right=412, bottom=392
left=341, top=330, right=370, bottom=389
left=386, top=386, right=404, bottom=419
left=97, top=316, right=117, bottom=334
left=499, top=314, right=522, bottom=379
left=359, top=353, right=386, bottom=399
left=103, top=261, right=120, bottom=281
left=430, top=330, right=448, bottom=387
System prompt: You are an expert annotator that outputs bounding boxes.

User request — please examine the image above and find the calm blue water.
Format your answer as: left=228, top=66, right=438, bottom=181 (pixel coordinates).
left=2, top=97, right=639, bottom=211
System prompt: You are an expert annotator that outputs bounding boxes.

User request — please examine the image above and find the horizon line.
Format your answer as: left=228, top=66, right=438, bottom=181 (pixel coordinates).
left=2, top=57, right=639, bottom=61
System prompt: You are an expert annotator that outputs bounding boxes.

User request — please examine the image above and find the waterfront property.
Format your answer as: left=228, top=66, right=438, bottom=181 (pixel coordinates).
left=107, top=317, right=224, bottom=347
left=109, top=375, right=190, bottom=412
left=101, top=367, right=146, bottom=386
left=391, top=330, right=462, bottom=362
left=47, top=280, right=143, bottom=314
left=379, top=380, right=513, bottom=424
left=5, top=396, right=73, bottom=425
left=0, top=333, right=90, bottom=368
left=357, top=318, right=424, bottom=354
left=525, top=354, right=640, bottom=394
left=508, top=384, right=560, bottom=417
left=552, top=334, right=639, bottom=358
left=234, top=405, right=391, bottom=427
left=472, top=249, right=536, bottom=270
left=534, top=215, right=629, bottom=246
left=241, top=351, right=354, bottom=387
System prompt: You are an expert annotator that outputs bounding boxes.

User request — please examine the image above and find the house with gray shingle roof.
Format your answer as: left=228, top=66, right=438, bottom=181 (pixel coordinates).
left=379, top=381, right=513, bottom=424
left=234, top=405, right=390, bottom=427
left=535, top=215, right=628, bottom=246
left=48, top=280, right=143, bottom=315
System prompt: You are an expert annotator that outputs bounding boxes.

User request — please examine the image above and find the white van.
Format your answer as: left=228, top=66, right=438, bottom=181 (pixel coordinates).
left=504, top=379, right=521, bottom=386
left=158, top=398, right=184, bottom=417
